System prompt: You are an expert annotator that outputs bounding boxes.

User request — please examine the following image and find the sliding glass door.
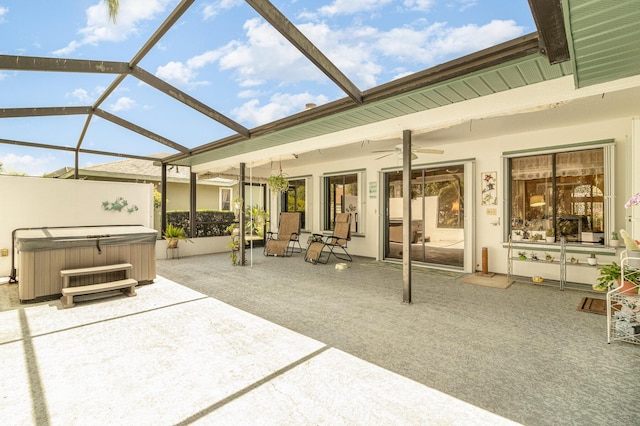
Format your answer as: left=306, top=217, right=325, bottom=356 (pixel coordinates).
left=385, top=165, right=465, bottom=269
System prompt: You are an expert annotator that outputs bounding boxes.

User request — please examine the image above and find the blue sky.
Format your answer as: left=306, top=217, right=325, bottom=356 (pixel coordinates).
left=0, top=0, right=535, bottom=176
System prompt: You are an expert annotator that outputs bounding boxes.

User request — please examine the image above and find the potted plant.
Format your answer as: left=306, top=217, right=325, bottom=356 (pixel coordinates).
left=530, top=252, right=539, bottom=261
left=225, top=223, right=242, bottom=266
left=245, top=205, right=269, bottom=237
left=518, top=251, right=527, bottom=260
left=610, top=231, right=619, bottom=247
left=545, top=228, right=555, bottom=243
left=595, top=261, right=640, bottom=293
left=163, top=224, right=192, bottom=248
left=545, top=252, right=554, bottom=262
left=512, top=230, right=523, bottom=241
left=587, top=253, right=597, bottom=266
left=267, top=173, right=289, bottom=193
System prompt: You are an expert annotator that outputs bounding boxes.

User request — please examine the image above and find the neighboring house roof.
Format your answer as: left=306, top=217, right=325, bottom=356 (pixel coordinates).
left=45, top=155, right=237, bottom=186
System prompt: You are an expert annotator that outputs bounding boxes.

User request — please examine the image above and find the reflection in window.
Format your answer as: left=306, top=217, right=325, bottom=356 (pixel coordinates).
left=324, top=173, right=360, bottom=233
left=509, top=148, right=604, bottom=242
left=220, top=188, right=231, bottom=211
left=285, top=179, right=306, bottom=230
left=385, top=166, right=464, bottom=268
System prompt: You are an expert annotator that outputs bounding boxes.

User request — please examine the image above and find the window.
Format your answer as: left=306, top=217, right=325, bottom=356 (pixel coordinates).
left=509, top=148, right=605, bottom=242
left=219, top=188, right=231, bottom=211
left=284, top=178, right=306, bottom=230
left=323, top=172, right=363, bottom=233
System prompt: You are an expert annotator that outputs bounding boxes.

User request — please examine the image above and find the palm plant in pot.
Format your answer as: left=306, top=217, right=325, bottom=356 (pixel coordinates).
left=163, top=224, right=192, bottom=248
left=595, top=261, right=640, bottom=293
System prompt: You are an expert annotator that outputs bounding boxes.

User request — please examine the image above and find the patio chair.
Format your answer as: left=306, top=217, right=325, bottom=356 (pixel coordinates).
left=305, top=212, right=353, bottom=264
left=264, top=212, right=302, bottom=257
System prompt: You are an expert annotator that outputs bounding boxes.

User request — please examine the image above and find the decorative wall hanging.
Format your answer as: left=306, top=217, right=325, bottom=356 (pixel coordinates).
left=481, top=172, right=497, bottom=205
left=102, top=197, right=139, bottom=213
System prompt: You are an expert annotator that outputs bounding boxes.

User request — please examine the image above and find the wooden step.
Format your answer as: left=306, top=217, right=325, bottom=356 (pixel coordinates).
left=60, top=278, right=137, bottom=308
left=60, top=263, right=132, bottom=278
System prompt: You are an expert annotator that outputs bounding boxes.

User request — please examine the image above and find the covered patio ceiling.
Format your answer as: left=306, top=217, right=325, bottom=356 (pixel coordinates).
left=1, top=0, right=639, bottom=176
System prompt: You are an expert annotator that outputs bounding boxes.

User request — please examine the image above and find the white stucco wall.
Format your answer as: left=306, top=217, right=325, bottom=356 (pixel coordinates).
left=0, top=176, right=154, bottom=278
left=281, top=115, right=635, bottom=284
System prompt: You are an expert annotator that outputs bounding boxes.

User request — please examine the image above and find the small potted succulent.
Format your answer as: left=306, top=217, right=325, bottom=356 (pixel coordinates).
left=512, top=230, right=523, bottom=241
left=610, top=231, right=619, bottom=247
left=518, top=251, right=527, bottom=260
left=530, top=233, right=542, bottom=242
left=545, top=228, right=555, bottom=243
left=587, top=253, right=597, bottom=266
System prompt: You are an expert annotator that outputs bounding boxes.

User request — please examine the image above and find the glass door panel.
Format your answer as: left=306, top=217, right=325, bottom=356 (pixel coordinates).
left=385, top=165, right=465, bottom=269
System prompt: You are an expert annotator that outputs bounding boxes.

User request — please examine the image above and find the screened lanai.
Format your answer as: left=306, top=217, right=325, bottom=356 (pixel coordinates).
left=2, top=1, right=640, bottom=289
left=2, top=3, right=640, bottom=423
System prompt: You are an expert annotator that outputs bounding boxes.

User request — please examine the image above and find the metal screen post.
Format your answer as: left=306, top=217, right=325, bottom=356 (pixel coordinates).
left=402, top=129, right=412, bottom=304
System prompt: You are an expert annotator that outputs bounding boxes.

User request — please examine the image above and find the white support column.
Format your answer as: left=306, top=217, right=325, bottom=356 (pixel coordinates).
left=631, top=118, right=640, bottom=238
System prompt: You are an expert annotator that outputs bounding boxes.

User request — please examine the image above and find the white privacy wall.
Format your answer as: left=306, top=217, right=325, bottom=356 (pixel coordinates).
left=0, top=176, right=154, bottom=278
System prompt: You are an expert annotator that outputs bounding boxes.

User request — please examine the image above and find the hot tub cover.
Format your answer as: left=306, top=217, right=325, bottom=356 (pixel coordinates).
left=15, top=225, right=158, bottom=251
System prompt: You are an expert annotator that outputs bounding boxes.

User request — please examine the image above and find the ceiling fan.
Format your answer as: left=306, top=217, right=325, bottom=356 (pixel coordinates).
left=372, top=144, right=444, bottom=160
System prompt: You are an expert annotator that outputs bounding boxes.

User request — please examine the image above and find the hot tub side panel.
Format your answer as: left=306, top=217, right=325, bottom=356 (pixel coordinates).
left=18, top=243, right=156, bottom=301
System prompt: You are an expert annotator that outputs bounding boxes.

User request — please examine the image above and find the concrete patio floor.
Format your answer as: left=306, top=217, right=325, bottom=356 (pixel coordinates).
left=1, top=249, right=639, bottom=425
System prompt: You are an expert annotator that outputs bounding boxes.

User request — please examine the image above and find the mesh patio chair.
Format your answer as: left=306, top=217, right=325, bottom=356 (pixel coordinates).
left=264, top=212, right=302, bottom=257
left=305, top=212, right=353, bottom=264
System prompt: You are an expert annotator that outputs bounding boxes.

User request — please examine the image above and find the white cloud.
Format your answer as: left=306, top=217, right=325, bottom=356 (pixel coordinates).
left=155, top=18, right=323, bottom=88
left=403, top=0, right=436, bottom=12
left=53, top=0, right=175, bottom=55
left=156, top=61, right=197, bottom=86
left=187, top=50, right=224, bottom=69
left=154, top=50, right=224, bottom=87
left=0, top=6, right=8, bottom=23
left=202, top=0, right=243, bottom=20
left=318, top=0, right=394, bottom=17
left=67, top=88, right=93, bottom=104
left=158, top=13, right=524, bottom=93
left=232, top=92, right=328, bottom=126
left=109, top=96, right=136, bottom=112
left=0, top=153, right=56, bottom=176
left=219, top=19, right=322, bottom=83
left=431, top=20, right=524, bottom=56
left=237, top=89, right=263, bottom=99
left=298, top=22, right=381, bottom=87
left=155, top=10, right=525, bottom=108
left=0, top=72, right=7, bottom=81
left=456, top=0, right=478, bottom=12
left=375, top=19, right=524, bottom=67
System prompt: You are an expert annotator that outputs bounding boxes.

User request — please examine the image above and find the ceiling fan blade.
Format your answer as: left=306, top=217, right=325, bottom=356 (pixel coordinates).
left=371, top=149, right=395, bottom=154
left=375, top=153, right=394, bottom=160
left=415, top=148, right=444, bottom=154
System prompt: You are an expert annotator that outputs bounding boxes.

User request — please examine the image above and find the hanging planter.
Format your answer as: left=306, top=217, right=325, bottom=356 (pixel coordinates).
left=267, top=174, right=289, bottom=193
left=267, top=162, right=289, bottom=193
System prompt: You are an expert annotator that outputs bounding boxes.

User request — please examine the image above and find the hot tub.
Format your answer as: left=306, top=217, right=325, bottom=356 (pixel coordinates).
left=15, top=225, right=158, bottom=302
